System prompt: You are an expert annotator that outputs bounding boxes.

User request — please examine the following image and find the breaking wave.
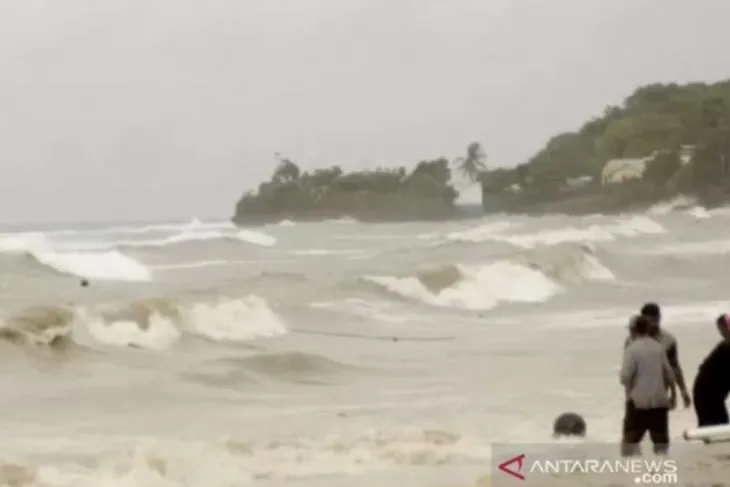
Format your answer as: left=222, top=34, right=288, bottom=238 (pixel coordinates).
left=366, top=262, right=559, bottom=310
left=647, top=195, right=697, bottom=215
left=516, top=243, right=615, bottom=284
left=0, top=226, right=277, bottom=281
left=364, top=246, right=613, bottom=310
left=428, top=215, right=665, bottom=248
left=0, top=295, right=286, bottom=351
left=29, top=249, right=152, bottom=281
left=115, top=228, right=277, bottom=249
left=0, top=227, right=277, bottom=255
left=49, top=217, right=232, bottom=237
left=441, top=220, right=517, bottom=243
left=648, top=195, right=712, bottom=219
left=491, top=216, right=665, bottom=248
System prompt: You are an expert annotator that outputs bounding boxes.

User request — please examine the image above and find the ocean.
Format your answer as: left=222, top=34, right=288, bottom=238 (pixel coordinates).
left=0, top=196, right=727, bottom=486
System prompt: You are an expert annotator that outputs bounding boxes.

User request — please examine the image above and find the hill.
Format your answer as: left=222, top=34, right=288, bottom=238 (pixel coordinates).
left=479, top=79, right=730, bottom=213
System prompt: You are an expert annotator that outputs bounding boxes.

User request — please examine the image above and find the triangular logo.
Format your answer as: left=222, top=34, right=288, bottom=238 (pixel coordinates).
left=498, top=453, right=526, bottom=480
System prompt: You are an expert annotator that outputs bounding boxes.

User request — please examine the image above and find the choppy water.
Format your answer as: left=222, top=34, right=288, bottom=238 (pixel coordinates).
left=0, top=196, right=728, bottom=486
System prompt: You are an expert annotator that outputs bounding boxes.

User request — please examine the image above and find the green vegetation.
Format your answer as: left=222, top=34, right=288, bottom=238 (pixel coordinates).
left=233, top=78, right=730, bottom=222
left=479, top=79, right=730, bottom=209
left=232, top=147, right=483, bottom=223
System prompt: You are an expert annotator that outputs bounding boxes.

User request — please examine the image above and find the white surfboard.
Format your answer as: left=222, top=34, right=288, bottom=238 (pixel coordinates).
left=683, top=425, right=730, bottom=444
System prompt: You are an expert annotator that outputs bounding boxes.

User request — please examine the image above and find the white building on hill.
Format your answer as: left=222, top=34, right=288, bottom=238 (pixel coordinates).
left=601, top=155, right=654, bottom=185
left=600, top=145, right=695, bottom=186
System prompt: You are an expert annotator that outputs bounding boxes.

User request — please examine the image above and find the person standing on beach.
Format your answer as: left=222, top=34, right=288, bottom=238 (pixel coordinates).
left=692, top=314, right=730, bottom=427
left=625, top=302, right=691, bottom=410
left=620, top=315, right=675, bottom=457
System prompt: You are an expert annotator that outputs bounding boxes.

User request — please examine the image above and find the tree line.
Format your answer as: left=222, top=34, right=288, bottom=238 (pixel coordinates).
left=233, top=77, right=730, bottom=222
left=232, top=143, right=489, bottom=223
left=477, top=79, right=730, bottom=202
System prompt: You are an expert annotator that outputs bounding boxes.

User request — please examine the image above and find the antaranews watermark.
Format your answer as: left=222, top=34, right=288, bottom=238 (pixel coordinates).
left=492, top=443, right=679, bottom=486
left=526, top=457, right=677, bottom=484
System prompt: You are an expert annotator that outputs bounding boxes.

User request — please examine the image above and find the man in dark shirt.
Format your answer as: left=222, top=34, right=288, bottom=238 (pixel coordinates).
left=626, top=303, right=691, bottom=410
left=692, top=314, right=730, bottom=427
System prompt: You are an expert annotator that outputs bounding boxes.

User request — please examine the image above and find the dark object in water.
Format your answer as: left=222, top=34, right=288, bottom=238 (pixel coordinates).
left=80, top=279, right=89, bottom=287
left=553, top=412, right=586, bottom=437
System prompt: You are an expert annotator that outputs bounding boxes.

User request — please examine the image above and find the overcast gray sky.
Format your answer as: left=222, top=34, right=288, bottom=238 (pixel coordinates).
left=0, top=0, right=728, bottom=225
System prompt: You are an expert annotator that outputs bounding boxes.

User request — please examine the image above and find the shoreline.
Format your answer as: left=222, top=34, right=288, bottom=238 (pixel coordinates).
left=231, top=205, right=486, bottom=226
left=231, top=192, right=726, bottom=227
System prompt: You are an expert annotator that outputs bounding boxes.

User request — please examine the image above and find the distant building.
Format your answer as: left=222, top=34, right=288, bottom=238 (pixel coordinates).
left=601, top=155, right=654, bottom=185
left=601, top=146, right=696, bottom=185
left=566, top=175, right=593, bottom=188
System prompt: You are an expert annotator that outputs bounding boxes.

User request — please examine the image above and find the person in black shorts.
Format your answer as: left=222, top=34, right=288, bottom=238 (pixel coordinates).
left=621, top=315, right=675, bottom=456
left=692, top=314, right=730, bottom=427
left=626, top=303, right=691, bottom=410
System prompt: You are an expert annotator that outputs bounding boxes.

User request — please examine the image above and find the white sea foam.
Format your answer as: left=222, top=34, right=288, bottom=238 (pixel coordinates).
left=0, top=225, right=278, bottom=256
left=491, top=216, right=665, bottom=248
left=32, top=249, right=152, bottom=282
left=442, top=220, right=516, bottom=243
left=367, top=261, right=561, bottom=310
left=647, top=195, right=697, bottom=215
left=0, top=427, right=490, bottom=487
left=71, top=296, right=287, bottom=350
left=181, top=295, right=287, bottom=342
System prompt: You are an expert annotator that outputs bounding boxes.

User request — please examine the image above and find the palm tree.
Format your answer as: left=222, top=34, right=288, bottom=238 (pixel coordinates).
left=454, top=142, right=487, bottom=182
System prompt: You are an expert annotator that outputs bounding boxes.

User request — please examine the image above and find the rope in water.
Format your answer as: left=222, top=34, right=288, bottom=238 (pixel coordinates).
left=289, top=328, right=454, bottom=342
